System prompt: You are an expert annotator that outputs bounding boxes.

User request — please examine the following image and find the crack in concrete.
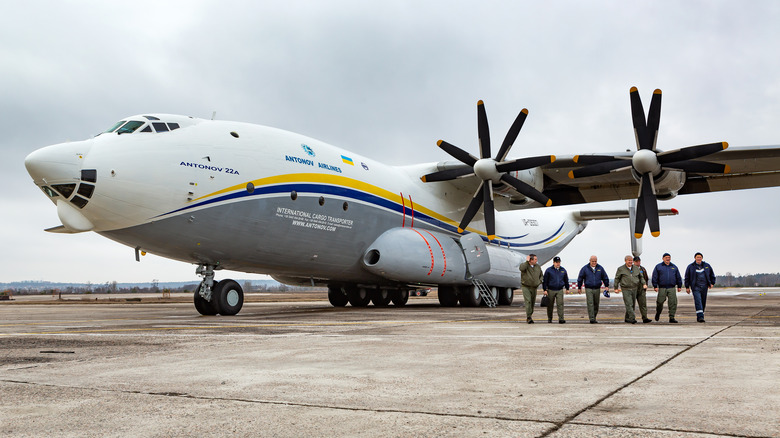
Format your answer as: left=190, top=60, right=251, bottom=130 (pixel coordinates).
left=537, top=311, right=766, bottom=438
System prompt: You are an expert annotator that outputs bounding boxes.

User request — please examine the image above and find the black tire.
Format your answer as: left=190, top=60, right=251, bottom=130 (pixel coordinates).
left=460, top=285, right=482, bottom=307
left=347, top=285, right=371, bottom=307
left=212, top=279, right=244, bottom=316
left=437, top=285, right=459, bottom=307
left=498, top=287, right=514, bottom=305
left=391, top=289, right=409, bottom=306
left=327, top=285, right=349, bottom=307
left=193, top=286, right=217, bottom=316
left=370, top=288, right=392, bottom=307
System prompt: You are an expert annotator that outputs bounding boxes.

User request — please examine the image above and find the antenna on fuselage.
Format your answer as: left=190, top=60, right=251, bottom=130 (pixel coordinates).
left=211, top=111, right=217, bottom=120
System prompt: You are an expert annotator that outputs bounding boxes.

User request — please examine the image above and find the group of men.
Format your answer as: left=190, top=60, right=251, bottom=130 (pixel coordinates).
left=517, top=252, right=716, bottom=324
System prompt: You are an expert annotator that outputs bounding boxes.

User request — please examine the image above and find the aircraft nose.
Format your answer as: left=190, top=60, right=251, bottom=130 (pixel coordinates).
left=25, top=141, right=90, bottom=184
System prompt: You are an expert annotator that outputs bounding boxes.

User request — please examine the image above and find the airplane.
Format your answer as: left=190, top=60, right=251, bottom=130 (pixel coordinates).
left=24, top=88, right=780, bottom=316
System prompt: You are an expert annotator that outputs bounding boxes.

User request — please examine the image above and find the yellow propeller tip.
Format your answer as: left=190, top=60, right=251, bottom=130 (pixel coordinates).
left=487, top=235, right=496, bottom=240
left=420, top=176, right=427, bottom=182
left=630, top=86, right=638, bottom=92
left=521, top=108, right=528, bottom=115
left=550, top=155, right=556, bottom=163
left=634, top=233, right=643, bottom=238
left=722, top=141, right=729, bottom=149
left=545, top=199, right=553, bottom=207
left=573, top=155, right=579, bottom=163
left=653, top=89, right=662, bottom=94
left=568, top=170, right=575, bottom=179
left=457, top=227, right=464, bottom=233
left=724, top=164, right=731, bottom=174
left=651, top=231, right=661, bottom=237
left=436, top=139, right=443, bottom=146
left=477, top=100, right=484, bottom=106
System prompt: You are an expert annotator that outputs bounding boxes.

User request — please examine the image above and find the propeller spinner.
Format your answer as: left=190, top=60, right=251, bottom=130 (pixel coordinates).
left=568, top=87, right=729, bottom=238
left=421, top=101, right=555, bottom=240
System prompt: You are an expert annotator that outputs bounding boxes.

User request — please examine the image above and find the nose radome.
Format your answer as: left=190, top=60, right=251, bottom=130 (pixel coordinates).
left=25, top=141, right=91, bottom=184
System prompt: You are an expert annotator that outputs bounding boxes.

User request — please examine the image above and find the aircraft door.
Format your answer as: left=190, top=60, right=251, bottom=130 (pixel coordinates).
left=458, top=233, right=490, bottom=278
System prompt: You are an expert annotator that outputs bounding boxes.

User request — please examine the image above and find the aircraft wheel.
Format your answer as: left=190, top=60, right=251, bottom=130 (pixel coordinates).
left=327, top=285, right=349, bottom=307
left=437, top=285, right=459, bottom=307
left=347, top=285, right=371, bottom=307
left=460, top=285, right=482, bottom=307
left=498, top=287, right=514, bottom=305
left=480, top=286, right=499, bottom=306
left=193, top=285, right=217, bottom=316
left=370, top=288, right=392, bottom=307
left=212, top=279, right=244, bottom=316
left=391, top=289, right=409, bottom=306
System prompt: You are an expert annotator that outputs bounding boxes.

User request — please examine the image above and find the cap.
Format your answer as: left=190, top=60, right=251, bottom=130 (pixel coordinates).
left=553, top=256, right=561, bottom=262
left=603, top=290, right=610, bottom=298
left=662, top=252, right=671, bottom=258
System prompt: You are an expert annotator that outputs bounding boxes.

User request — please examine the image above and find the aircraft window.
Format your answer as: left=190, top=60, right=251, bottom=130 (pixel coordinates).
left=70, top=196, right=88, bottom=209
left=168, top=123, right=180, bottom=130
left=77, top=184, right=95, bottom=199
left=153, top=122, right=169, bottom=132
left=41, top=186, right=59, bottom=198
left=143, top=115, right=161, bottom=120
left=141, top=125, right=153, bottom=133
left=81, top=169, right=97, bottom=182
left=104, top=121, right=126, bottom=133
left=52, top=183, right=76, bottom=198
left=117, top=121, right=145, bottom=134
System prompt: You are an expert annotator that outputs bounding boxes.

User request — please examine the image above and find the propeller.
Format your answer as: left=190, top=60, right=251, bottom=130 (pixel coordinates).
left=568, top=87, right=729, bottom=238
left=421, top=100, right=555, bottom=240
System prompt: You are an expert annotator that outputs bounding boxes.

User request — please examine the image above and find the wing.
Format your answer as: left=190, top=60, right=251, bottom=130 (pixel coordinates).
left=540, top=145, right=780, bottom=206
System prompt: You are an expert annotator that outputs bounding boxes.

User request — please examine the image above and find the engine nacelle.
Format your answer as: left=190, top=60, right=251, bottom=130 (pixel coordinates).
left=361, top=228, right=522, bottom=288
left=631, top=168, right=686, bottom=200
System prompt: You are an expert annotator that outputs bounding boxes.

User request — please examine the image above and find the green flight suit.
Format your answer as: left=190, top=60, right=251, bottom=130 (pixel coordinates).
left=614, top=264, right=646, bottom=322
left=634, top=265, right=649, bottom=320
left=519, top=260, right=543, bottom=320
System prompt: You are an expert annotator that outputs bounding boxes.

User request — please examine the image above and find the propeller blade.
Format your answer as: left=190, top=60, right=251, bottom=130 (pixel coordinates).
left=661, top=160, right=731, bottom=174
left=495, top=155, right=555, bottom=173
left=477, top=100, right=491, bottom=159
left=437, top=140, right=478, bottom=167
left=657, top=142, right=728, bottom=164
left=495, top=109, right=528, bottom=161
left=500, top=173, right=552, bottom=207
left=568, top=160, right=631, bottom=179
left=630, top=87, right=649, bottom=150
left=573, top=155, right=622, bottom=165
left=636, top=173, right=660, bottom=237
left=483, top=181, right=495, bottom=239
left=458, top=183, right=485, bottom=233
left=420, top=166, right=474, bottom=182
left=646, top=89, right=662, bottom=150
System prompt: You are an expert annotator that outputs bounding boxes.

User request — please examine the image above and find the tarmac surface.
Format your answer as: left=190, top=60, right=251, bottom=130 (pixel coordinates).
left=1, top=288, right=778, bottom=437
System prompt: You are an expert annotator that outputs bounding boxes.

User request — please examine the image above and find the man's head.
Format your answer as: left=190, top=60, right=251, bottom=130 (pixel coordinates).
left=553, top=256, right=561, bottom=268
left=529, top=253, right=538, bottom=265
left=694, top=252, right=703, bottom=263
left=624, top=255, right=633, bottom=267
left=663, top=253, right=671, bottom=264
left=589, top=255, right=598, bottom=267
left=633, top=256, right=641, bottom=266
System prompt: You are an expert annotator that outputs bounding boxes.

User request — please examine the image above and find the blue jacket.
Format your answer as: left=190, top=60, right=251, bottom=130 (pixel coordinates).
left=543, top=266, right=569, bottom=291
left=651, top=262, right=683, bottom=288
left=684, top=261, right=716, bottom=289
left=577, top=264, right=609, bottom=289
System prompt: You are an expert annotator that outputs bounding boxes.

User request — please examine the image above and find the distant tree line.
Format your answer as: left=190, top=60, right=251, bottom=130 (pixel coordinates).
left=717, top=272, right=780, bottom=287
left=2, top=281, right=315, bottom=295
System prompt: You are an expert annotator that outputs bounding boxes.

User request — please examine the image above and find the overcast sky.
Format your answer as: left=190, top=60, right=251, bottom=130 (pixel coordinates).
left=3, top=1, right=780, bottom=284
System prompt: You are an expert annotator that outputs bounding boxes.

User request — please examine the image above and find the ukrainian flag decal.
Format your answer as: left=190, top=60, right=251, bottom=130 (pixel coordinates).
left=341, top=155, right=354, bottom=165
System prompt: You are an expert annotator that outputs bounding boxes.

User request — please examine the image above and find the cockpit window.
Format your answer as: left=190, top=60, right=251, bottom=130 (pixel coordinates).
left=117, top=121, right=145, bottom=134
left=41, top=186, right=59, bottom=198
left=104, top=121, right=126, bottom=133
left=153, top=122, right=169, bottom=132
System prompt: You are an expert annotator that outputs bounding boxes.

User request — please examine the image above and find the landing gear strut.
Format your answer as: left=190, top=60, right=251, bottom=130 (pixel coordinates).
left=194, top=264, right=244, bottom=316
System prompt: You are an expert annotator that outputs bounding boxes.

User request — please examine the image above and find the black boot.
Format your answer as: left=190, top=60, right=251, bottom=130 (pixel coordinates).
left=655, top=306, right=662, bottom=322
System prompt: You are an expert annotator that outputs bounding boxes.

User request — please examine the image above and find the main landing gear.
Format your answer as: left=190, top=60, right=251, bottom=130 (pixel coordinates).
left=194, top=264, right=244, bottom=316
left=327, top=285, right=410, bottom=307
left=437, top=284, right=514, bottom=307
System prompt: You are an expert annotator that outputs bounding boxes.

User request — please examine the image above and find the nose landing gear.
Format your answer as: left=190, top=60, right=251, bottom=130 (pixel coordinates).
left=194, top=264, right=244, bottom=316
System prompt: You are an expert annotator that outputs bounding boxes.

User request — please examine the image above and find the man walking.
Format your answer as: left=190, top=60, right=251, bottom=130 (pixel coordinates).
left=684, top=252, right=716, bottom=322
left=519, top=254, right=543, bottom=324
left=651, top=253, right=683, bottom=323
left=632, top=256, right=651, bottom=323
left=577, top=255, right=610, bottom=323
left=614, top=255, right=645, bottom=324
left=543, top=256, right=569, bottom=323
